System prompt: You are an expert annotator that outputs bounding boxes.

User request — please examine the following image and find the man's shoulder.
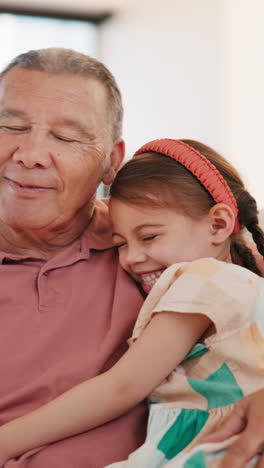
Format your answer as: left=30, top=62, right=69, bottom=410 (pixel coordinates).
left=94, top=198, right=110, bottom=220
left=82, top=199, right=113, bottom=251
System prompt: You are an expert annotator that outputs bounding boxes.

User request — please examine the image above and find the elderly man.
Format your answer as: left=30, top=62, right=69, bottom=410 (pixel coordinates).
left=0, top=48, right=147, bottom=467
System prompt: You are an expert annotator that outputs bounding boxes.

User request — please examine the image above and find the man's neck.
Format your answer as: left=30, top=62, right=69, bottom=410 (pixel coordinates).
left=0, top=209, right=95, bottom=261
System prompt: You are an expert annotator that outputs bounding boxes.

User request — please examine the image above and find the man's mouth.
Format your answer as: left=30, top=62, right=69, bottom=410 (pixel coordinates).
left=139, top=269, right=165, bottom=293
left=6, top=178, right=52, bottom=195
left=16, top=182, right=44, bottom=189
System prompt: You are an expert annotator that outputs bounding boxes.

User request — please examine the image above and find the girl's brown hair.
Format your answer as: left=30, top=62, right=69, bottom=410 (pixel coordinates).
left=110, top=139, right=264, bottom=276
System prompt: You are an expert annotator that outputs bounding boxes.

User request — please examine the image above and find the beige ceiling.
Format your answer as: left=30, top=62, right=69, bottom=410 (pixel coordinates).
left=0, top=0, right=128, bottom=15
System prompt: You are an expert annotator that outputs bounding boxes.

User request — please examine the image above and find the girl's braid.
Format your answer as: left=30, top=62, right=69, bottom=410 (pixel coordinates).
left=247, top=223, right=264, bottom=257
left=232, top=188, right=264, bottom=276
left=232, top=239, right=262, bottom=276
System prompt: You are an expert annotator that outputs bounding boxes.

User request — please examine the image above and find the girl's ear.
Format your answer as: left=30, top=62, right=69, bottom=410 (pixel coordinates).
left=209, top=203, right=236, bottom=245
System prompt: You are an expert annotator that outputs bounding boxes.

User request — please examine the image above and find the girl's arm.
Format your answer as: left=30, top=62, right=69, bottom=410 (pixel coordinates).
left=0, top=311, right=210, bottom=462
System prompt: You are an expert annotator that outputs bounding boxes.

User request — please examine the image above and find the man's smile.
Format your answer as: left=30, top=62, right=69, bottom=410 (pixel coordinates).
left=5, top=177, right=53, bottom=197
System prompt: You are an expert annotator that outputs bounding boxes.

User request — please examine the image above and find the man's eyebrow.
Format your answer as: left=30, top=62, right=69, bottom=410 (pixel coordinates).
left=0, top=108, right=28, bottom=121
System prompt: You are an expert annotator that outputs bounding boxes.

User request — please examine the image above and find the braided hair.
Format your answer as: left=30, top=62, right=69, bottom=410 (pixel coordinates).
left=182, top=140, right=264, bottom=276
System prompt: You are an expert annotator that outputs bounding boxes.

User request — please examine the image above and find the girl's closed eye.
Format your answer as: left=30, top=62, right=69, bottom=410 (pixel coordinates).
left=115, top=242, right=127, bottom=249
left=142, top=235, right=158, bottom=242
left=112, top=234, right=127, bottom=249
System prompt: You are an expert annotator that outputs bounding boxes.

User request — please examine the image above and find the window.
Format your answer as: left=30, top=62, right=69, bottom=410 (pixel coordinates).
left=0, top=13, right=97, bottom=70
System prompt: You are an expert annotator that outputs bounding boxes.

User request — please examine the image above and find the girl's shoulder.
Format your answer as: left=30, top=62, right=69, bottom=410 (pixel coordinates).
left=131, top=258, right=263, bottom=344
left=152, top=258, right=262, bottom=340
left=165, top=257, right=261, bottom=284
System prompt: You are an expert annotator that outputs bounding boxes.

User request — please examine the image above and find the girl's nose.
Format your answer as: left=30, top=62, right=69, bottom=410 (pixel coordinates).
left=124, top=245, right=147, bottom=266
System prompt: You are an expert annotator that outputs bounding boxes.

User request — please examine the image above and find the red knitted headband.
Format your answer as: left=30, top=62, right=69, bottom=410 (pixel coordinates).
left=134, top=138, right=240, bottom=235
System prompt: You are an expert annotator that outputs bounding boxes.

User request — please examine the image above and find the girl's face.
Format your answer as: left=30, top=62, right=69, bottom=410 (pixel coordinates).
left=109, top=198, right=219, bottom=293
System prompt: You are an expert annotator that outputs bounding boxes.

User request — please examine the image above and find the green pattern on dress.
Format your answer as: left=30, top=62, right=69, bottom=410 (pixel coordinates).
left=188, top=362, right=244, bottom=409
left=185, top=343, right=208, bottom=361
left=157, top=409, right=209, bottom=460
left=184, top=450, right=207, bottom=467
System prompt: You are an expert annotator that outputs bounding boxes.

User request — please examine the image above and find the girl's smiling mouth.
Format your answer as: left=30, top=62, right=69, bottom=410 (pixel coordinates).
left=139, top=269, right=165, bottom=293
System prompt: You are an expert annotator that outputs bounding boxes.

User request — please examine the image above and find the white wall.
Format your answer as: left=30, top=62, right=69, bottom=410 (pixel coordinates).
left=220, top=0, right=264, bottom=209
left=100, top=0, right=264, bottom=210
left=100, top=0, right=223, bottom=152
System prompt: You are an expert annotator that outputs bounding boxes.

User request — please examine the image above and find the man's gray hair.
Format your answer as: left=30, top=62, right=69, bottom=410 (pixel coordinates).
left=0, top=47, right=123, bottom=143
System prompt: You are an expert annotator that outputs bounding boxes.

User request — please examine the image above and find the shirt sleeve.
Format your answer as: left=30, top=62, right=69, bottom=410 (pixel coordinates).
left=132, top=258, right=260, bottom=343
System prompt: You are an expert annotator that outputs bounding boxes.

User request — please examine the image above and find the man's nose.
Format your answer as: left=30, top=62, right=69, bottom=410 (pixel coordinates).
left=12, top=132, right=53, bottom=169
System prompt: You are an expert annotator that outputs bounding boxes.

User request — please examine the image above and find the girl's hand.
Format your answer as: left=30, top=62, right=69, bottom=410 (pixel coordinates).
left=203, top=388, right=264, bottom=467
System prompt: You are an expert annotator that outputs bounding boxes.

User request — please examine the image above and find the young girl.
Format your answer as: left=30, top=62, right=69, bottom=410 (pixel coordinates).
left=0, top=138, right=263, bottom=467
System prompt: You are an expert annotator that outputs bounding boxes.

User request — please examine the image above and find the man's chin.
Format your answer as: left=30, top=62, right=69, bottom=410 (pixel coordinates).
left=0, top=209, right=57, bottom=232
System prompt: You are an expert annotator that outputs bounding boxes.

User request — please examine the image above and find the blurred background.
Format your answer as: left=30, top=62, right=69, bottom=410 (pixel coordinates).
left=0, top=0, right=263, bottom=208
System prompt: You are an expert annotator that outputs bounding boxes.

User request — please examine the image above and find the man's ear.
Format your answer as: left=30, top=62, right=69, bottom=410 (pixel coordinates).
left=102, top=140, right=125, bottom=186
left=209, top=203, right=236, bottom=245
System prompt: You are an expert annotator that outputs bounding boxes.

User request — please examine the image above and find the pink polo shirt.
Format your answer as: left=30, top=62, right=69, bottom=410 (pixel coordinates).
left=0, top=199, right=147, bottom=467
